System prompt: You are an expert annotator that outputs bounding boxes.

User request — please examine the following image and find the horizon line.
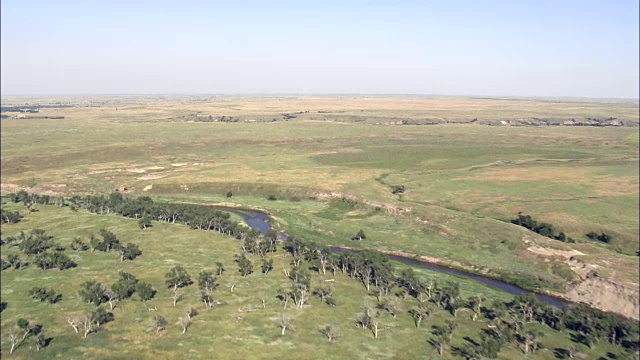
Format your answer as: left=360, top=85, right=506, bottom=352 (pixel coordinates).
left=1, top=93, right=638, bottom=101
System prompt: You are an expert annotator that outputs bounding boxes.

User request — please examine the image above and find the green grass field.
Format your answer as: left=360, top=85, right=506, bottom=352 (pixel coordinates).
left=0, top=97, right=640, bottom=336
left=0, top=204, right=629, bottom=359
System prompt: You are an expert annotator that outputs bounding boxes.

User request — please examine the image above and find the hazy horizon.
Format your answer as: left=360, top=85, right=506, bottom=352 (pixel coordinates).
left=2, top=0, right=639, bottom=98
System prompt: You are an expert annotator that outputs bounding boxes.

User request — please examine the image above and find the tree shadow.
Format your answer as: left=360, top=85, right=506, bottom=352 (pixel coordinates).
left=463, top=336, right=479, bottom=346
left=0, top=302, right=6, bottom=312
left=553, top=348, right=570, bottom=359
left=50, top=294, right=63, bottom=304
left=570, top=332, right=589, bottom=347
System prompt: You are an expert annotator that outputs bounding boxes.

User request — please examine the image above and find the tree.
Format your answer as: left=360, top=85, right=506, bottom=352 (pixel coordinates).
left=79, top=281, right=105, bottom=305
left=7, top=327, right=19, bottom=353
left=180, top=315, right=190, bottom=334
left=19, top=229, right=55, bottom=255
left=380, top=297, right=401, bottom=318
left=321, top=324, right=340, bottom=342
left=91, top=307, right=113, bottom=327
left=409, top=303, right=431, bottom=329
left=165, top=265, right=192, bottom=290
left=118, top=243, right=142, bottom=261
left=172, top=287, right=184, bottom=307
left=235, top=254, right=253, bottom=277
left=313, top=285, right=333, bottom=305
left=431, top=323, right=453, bottom=356
left=276, top=314, right=294, bottom=335
left=17, top=318, right=31, bottom=340
left=152, top=315, right=168, bottom=334
left=352, top=229, right=367, bottom=241
left=96, top=229, right=120, bottom=252
left=71, top=237, right=88, bottom=251
left=138, top=216, right=152, bottom=230
left=136, top=282, right=155, bottom=302
left=261, top=258, right=274, bottom=275
left=198, top=270, right=218, bottom=293
left=467, top=294, right=486, bottom=321
left=215, top=262, right=225, bottom=276
left=519, top=330, right=544, bottom=354
left=183, top=309, right=197, bottom=321
left=277, top=286, right=291, bottom=309
left=112, top=271, right=138, bottom=300
left=29, top=286, right=60, bottom=303
left=66, top=315, right=82, bottom=334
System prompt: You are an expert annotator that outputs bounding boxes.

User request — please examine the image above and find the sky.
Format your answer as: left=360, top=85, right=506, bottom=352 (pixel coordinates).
left=1, top=0, right=638, bottom=98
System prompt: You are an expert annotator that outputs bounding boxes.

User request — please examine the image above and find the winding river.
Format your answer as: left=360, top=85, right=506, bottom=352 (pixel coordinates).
left=220, top=207, right=569, bottom=308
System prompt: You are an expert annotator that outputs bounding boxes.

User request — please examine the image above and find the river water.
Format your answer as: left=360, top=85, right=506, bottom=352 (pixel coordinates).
left=219, top=207, right=569, bottom=307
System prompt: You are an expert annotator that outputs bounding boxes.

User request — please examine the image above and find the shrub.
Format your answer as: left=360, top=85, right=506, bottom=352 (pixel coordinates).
left=268, top=195, right=277, bottom=201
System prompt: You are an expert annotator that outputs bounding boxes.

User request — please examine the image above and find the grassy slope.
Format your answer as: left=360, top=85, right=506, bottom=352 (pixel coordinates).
left=0, top=205, right=626, bottom=360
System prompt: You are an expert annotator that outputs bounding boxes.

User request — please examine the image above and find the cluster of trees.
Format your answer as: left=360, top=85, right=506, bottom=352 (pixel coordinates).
left=1, top=229, right=76, bottom=271
left=511, top=213, right=574, bottom=242
left=1, top=207, right=22, bottom=223
left=29, top=286, right=61, bottom=304
left=90, top=229, right=142, bottom=262
left=8, top=191, right=246, bottom=238
left=6, top=318, right=48, bottom=353
left=586, top=231, right=612, bottom=244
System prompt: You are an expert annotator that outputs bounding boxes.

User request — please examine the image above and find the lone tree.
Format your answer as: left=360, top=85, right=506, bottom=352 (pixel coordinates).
left=165, top=265, right=192, bottom=290
left=118, top=243, right=142, bottom=262
left=29, top=286, right=60, bottom=303
left=409, top=303, right=431, bottom=329
left=320, top=324, right=340, bottom=342
left=215, top=262, right=225, bottom=276
left=180, top=315, right=190, bottom=334
left=152, top=315, right=168, bottom=334
left=198, top=270, right=218, bottom=293
left=261, top=258, right=274, bottom=275
left=276, top=314, right=294, bottom=335
left=235, top=254, right=253, bottom=277
left=352, top=229, right=367, bottom=241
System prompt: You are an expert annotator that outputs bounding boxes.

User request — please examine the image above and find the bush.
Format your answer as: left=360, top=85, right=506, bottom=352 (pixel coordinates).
left=226, top=191, right=233, bottom=198
left=267, top=195, right=277, bottom=201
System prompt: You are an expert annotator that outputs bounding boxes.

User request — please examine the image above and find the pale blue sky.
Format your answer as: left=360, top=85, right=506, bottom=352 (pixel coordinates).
left=1, top=0, right=638, bottom=97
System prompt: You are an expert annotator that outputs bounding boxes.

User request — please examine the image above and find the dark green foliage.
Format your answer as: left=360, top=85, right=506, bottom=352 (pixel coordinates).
left=112, top=271, right=139, bottom=300
left=0, top=208, right=22, bottom=223
left=391, top=185, right=405, bottom=194
left=34, top=251, right=76, bottom=271
left=79, top=280, right=105, bottom=305
left=262, top=258, right=274, bottom=275
left=93, top=229, right=120, bottom=252
left=19, top=229, right=55, bottom=255
left=138, top=216, right=152, bottom=229
left=165, top=265, right=192, bottom=289
left=198, top=270, right=217, bottom=292
left=352, top=229, right=367, bottom=241
left=226, top=191, right=233, bottom=198
left=118, top=242, right=142, bottom=261
left=235, top=253, right=253, bottom=276
left=586, top=231, right=612, bottom=243
left=136, top=281, right=155, bottom=302
left=29, top=286, right=60, bottom=303
left=511, top=213, right=569, bottom=241
left=91, top=307, right=114, bottom=326
left=71, top=237, right=88, bottom=251
left=267, top=195, right=277, bottom=201
left=9, top=193, right=247, bottom=239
